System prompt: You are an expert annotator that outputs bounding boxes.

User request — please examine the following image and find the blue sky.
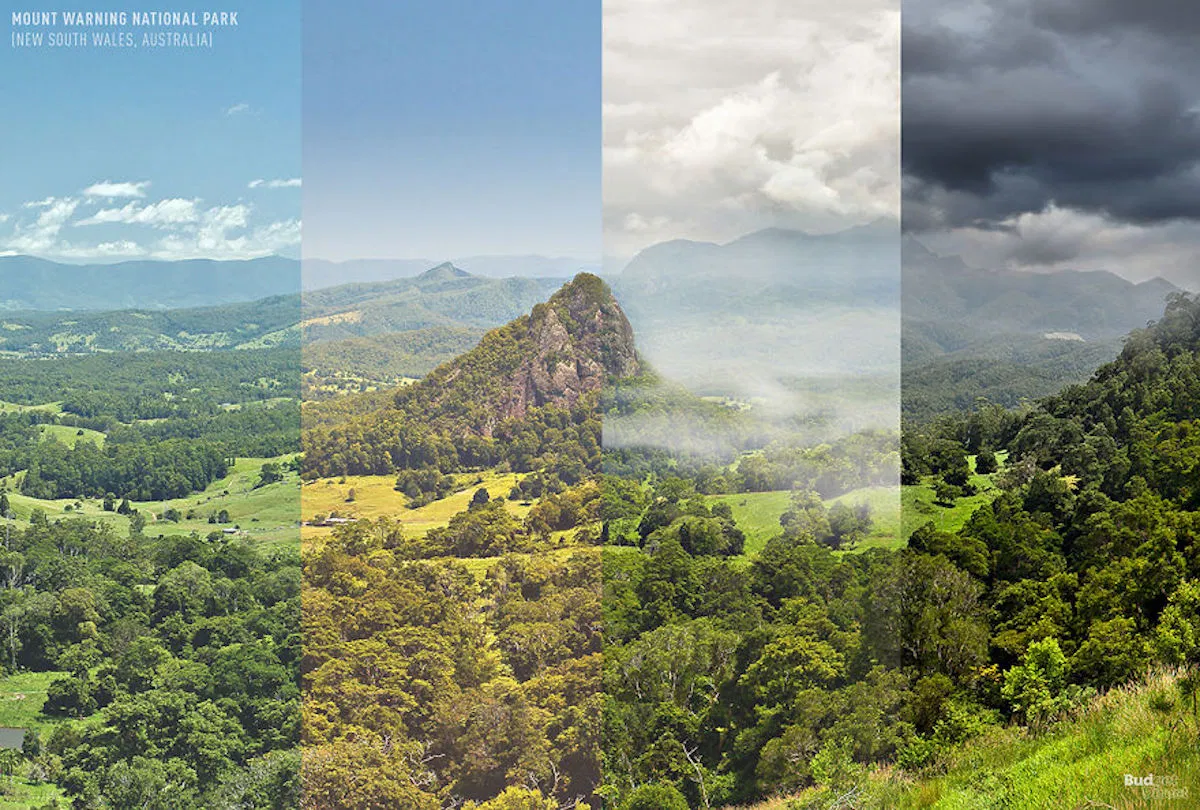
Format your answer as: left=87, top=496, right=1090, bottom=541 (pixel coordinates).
left=303, top=0, right=601, bottom=262
left=0, top=0, right=300, bottom=262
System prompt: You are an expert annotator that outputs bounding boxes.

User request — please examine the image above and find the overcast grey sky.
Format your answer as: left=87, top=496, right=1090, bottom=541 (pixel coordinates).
left=604, top=0, right=900, bottom=260
left=904, top=0, right=1200, bottom=289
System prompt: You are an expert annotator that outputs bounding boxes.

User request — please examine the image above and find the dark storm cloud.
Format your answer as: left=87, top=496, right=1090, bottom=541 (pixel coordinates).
left=903, top=0, right=1200, bottom=231
left=1033, top=0, right=1200, bottom=39
left=902, top=16, right=1059, bottom=76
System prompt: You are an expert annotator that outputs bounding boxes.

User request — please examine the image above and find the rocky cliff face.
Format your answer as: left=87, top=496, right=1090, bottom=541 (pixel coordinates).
left=499, top=273, right=640, bottom=421
left=378, top=272, right=641, bottom=437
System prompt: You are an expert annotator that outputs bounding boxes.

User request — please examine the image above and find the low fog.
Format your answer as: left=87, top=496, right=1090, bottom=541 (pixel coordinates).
left=604, top=225, right=901, bottom=458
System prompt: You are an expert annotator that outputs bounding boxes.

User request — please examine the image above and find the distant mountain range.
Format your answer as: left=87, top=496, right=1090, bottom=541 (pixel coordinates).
left=902, top=237, right=1182, bottom=418
left=0, top=262, right=567, bottom=375
left=617, top=222, right=899, bottom=309
left=0, top=294, right=300, bottom=355
left=902, top=238, right=1178, bottom=349
left=0, top=253, right=599, bottom=311
left=302, top=254, right=598, bottom=289
left=0, top=255, right=301, bottom=311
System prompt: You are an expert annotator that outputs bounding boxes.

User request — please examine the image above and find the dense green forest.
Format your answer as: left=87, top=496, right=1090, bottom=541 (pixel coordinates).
left=0, top=350, right=300, bottom=502
left=0, top=349, right=299, bottom=418
left=298, top=273, right=912, bottom=809
left=0, top=517, right=300, bottom=808
left=0, top=298, right=301, bottom=808
left=302, top=519, right=601, bottom=810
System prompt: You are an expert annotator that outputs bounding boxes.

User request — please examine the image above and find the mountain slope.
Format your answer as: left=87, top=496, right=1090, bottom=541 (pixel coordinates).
left=302, top=273, right=639, bottom=477
left=903, top=237, right=1178, bottom=341
left=301, top=254, right=596, bottom=289
left=611, top=224, right=901, bottom=442
left=879, top=292, right=1200, bottom=808
left=618, top=222, right=899, bottom=309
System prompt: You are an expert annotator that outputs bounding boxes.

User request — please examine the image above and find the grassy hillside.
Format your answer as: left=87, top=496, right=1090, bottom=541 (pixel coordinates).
left=2, top=455, right=301, bottom=551
left=0, top=401, right=61, bottom=416
left=300, top=470, right=538, bottom=545
left=37, top=423, right=106, bottom=448
left=727, top=674, right=1199, bottom=810
left=709, top=485, right=903, bottom=557
left=861, top=670, right=1199, bottom=809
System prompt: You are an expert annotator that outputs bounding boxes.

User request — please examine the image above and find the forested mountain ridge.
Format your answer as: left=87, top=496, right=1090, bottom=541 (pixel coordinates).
left=302, top=273, right=639, bottom=478
left=901, top=238, right=1180, bottom=419
left=870, top=292, right=1200, bottom=807
left=301, top=274, right=627, bottom=808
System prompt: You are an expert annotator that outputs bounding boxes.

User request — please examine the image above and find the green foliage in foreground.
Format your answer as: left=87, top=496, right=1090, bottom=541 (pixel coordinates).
left=0, top=515, right=299, bottom=809
left=303, top=519, right=602, bottom=808
left=833, top=669, right=1200, bottom=809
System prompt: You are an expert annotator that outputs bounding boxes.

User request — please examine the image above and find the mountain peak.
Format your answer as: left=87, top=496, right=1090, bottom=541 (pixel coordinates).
left=386, top=274, right=639, bottom=436
left=418, top=262, right=472, bottom=282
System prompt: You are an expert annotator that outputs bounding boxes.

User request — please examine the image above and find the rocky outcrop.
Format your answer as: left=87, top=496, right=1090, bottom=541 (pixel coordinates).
left=499, top=273, right=639, bottom=421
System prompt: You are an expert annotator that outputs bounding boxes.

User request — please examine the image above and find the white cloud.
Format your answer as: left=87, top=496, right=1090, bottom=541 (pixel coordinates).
left=5, top=197, right=80, bottom=254
left=922, top=204, right=1200, bottom=290
left=224, top=102, right=251, bottom=116
left=248, top=178, right=302, bottom=189
left=3, top=189, right=301, bottom=263
left=0, top=214, right=9, bottom=224
left=604, top=0, right=899, bottom=258
left=76, top=198, right=200, bottom=228
left=153, top=209, right=301, bottom=261
left=82, top=180, right=150, bottom=199
left=54, top=240, right=147, bottom=260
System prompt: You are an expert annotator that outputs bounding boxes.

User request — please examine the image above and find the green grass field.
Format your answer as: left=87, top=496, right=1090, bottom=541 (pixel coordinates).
left=829, top=486, right=903, bottom=552
left=709, top=485, right=904, bottom=557
left=0, top=671, right=73, bottom=809
left=301, top=470, right=536, bottom=546
left=708, top=491, right=792, bottom=555
left=0, top=671, right=65, bottom=735
left=0, top=779, right=67, bottom=810
left=0, top=401, right=61, bottom=416
left=1, top=456, right=301, bottom=552
left=901, top=452, right=1008, bottom=540
left=36, top=423, right=106, bottom=449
